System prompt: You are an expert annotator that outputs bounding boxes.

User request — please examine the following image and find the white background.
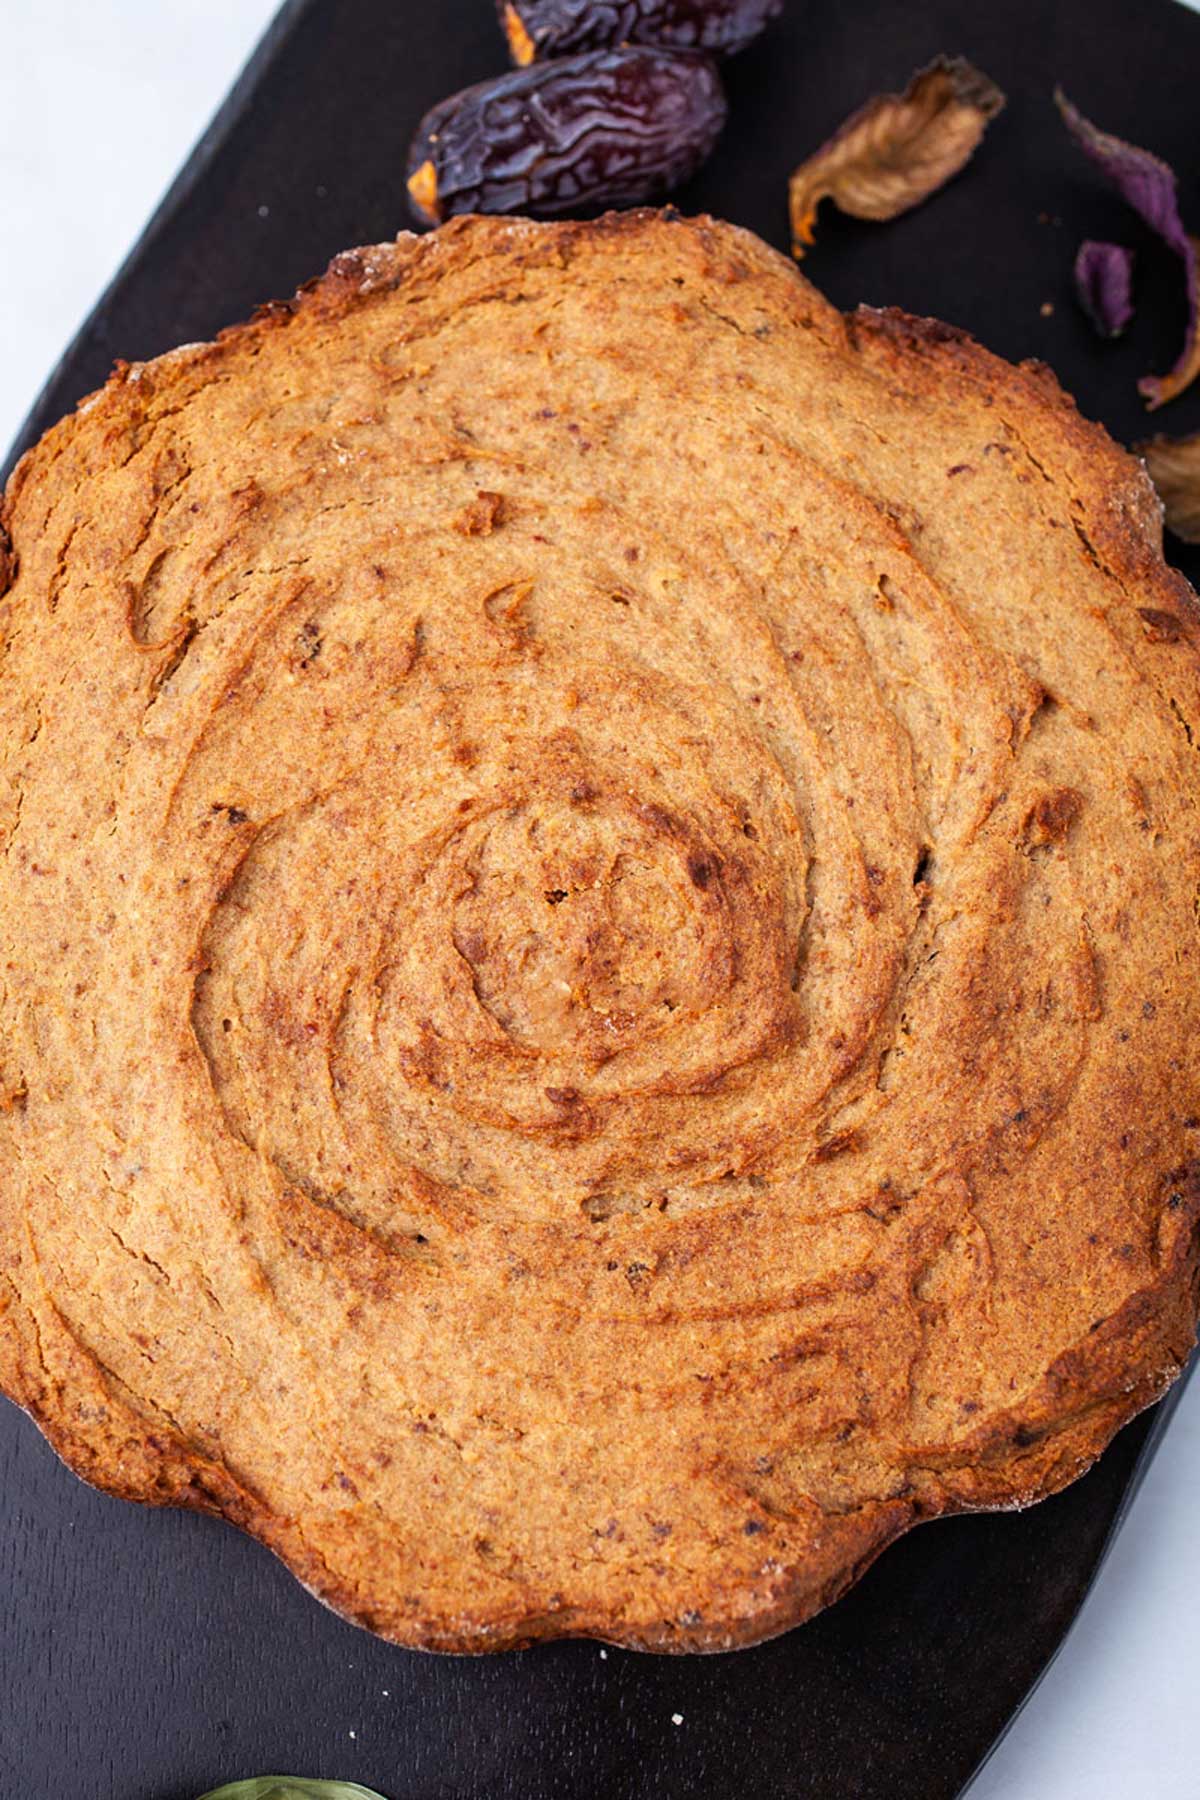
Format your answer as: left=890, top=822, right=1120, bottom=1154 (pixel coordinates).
left=1, top=4, right=1198, bottom=1796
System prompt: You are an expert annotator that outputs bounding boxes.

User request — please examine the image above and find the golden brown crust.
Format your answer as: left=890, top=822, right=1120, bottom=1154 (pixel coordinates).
left=2, top=210, right=1199, bottom=1653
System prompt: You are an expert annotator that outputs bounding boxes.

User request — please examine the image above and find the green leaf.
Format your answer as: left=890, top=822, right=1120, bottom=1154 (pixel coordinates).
left=197, top=1782, right=390, bottom=1800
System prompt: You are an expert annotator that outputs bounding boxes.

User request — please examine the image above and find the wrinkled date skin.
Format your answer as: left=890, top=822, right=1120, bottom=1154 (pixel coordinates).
left=406, top=48, right=727, bottom=227
left=499, top=0, right=784, bottom=62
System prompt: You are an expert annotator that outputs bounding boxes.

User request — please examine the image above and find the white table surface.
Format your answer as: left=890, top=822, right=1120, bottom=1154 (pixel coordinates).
left=1, top=5, right=1198, bottom=1796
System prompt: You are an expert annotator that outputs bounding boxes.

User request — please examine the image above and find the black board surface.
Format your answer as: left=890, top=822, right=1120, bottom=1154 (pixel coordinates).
left=3, top=3, right=1200, bottom=1797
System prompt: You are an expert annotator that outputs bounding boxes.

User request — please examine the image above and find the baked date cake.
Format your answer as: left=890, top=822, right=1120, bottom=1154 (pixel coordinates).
left=1, top=212, right=1198, bottom=1652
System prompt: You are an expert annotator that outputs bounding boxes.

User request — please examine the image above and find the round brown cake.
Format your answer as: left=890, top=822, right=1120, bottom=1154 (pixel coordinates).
left=1, top=211, right=1198, bottom=1653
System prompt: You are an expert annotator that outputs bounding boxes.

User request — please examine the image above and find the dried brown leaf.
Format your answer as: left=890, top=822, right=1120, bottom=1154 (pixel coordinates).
left=789, top=55, right=1005, bottom=259
left=1139, top=431, right=1200, bottom=543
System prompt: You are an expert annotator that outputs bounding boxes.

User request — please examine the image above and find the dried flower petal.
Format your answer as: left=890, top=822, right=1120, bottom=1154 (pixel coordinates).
left=1138, top=431, right=1200, bottom=543
left=1056, top=90, right=1200, bottom=408
left=1074, top=240, right=1134, bottom=338
left=788, top=56, right=1005, bottom=260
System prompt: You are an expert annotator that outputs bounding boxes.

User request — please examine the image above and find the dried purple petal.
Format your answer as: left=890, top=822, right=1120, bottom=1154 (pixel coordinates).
left=1056, top=89, right=1200, bottom=408
left=1074, top=240, right=1134, bottom=338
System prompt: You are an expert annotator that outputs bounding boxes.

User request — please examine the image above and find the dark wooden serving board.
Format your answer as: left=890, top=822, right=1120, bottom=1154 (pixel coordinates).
left=3, top=2, right=1199, bottom=1796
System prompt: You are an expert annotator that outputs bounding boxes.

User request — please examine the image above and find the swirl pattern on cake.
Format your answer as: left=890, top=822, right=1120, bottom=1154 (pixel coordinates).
left=1, top=213, right=1199, bottom=1650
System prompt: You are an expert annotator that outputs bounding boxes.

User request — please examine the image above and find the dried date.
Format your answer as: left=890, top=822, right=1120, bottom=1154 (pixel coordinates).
left=407, top=48, right=727, bottom=227
left=498, top=0, right=784, bottom=63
